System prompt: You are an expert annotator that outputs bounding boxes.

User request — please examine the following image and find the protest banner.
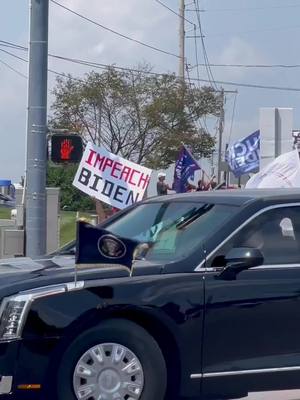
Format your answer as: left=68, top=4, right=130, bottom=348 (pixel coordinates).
left=226, top=130, right=260, bottom=177
left=73, top=142, right=152, bottom=209
left=245, top=149, right=300, bottom=189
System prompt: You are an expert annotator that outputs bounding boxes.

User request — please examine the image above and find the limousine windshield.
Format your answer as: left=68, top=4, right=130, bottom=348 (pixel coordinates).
left=105, top=201, right=236, bottom=262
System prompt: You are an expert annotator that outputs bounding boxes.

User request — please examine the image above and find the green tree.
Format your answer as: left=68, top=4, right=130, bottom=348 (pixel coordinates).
left=50, top=65, right=222, bottom=169
left=46, top=165, right=94, bottom=211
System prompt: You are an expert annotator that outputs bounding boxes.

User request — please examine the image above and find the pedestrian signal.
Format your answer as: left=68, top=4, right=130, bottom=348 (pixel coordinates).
left=50, top=134, right=83, bottom=163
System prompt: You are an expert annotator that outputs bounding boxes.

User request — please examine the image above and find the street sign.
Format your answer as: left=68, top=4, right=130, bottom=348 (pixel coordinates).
left=50, top=134, right=83, bottom=163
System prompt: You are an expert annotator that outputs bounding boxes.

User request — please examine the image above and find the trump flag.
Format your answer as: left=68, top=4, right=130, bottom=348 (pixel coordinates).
left=226, top=131, right=260, bottom=177
left=173, top=145, right=201, bottom=193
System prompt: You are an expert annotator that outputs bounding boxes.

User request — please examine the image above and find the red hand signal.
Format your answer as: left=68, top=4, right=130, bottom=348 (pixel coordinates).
left=60, top=139, right=74, bottom=161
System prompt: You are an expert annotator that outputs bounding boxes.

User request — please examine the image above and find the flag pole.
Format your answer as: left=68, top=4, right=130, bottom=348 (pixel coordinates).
left=74, top=218, right=84, bottom=287
left=74, top=264, right=78, bottom=287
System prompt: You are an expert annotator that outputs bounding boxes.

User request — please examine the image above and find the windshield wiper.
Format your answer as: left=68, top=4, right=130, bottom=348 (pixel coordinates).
left=176, top=204, right=213, bottom=230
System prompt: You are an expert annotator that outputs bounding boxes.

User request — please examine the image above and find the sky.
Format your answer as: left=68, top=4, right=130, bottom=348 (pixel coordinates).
left=2, top=0, right=300, bottom=181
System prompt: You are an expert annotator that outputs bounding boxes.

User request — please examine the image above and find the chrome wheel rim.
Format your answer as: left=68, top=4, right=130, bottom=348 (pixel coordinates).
left=73, top=342, right=144, bottom=400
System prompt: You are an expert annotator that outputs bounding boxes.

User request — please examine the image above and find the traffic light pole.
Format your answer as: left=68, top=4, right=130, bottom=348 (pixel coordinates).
left=25, top=0, right=49, bottom=257
left=217, top=89, right=225, bottom=184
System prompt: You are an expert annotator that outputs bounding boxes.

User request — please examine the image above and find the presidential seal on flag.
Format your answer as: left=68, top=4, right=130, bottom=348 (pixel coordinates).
left=98, top=235, right=127, bottom=259
left=75, top=221, right=140, bottom=270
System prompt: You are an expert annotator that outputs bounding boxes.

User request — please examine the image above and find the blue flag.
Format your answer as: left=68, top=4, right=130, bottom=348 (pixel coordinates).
left=75, top=221, right=139, bottom=270
left=173, top=145, right=201, bottom=193
left=226, top=130, right=260, bottom=177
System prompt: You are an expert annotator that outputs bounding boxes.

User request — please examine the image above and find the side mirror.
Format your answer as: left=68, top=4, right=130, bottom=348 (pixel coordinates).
left=217, top=247, right=264, bottom=280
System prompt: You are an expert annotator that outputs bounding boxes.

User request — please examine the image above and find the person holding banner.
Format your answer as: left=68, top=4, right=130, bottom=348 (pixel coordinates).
left=196, top=175, right=216, bottom=191
left=186, top=183, right=196, bottom=192
left=173, top=145, right=201, bottom=193
left=196, top=179, right=205, bottom=191
left=157, top=172, right=171, bottom=196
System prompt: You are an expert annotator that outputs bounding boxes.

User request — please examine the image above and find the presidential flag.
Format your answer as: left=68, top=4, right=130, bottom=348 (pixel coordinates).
left=226, top=130, right=260, bottom=177
left=75, top=221, right=140, bottom=270
left=173, top=145, right=201, bottom=193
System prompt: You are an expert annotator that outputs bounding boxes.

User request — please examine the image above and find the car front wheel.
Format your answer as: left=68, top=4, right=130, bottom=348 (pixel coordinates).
left=56, top=318, right=167, bottom=400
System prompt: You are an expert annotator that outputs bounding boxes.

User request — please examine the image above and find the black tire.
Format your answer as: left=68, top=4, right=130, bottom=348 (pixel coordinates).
left=56, top=318, right=167, bottom=400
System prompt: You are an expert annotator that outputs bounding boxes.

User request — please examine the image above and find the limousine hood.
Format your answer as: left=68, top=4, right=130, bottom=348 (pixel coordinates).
left=0, top=256, right=165, bottom=299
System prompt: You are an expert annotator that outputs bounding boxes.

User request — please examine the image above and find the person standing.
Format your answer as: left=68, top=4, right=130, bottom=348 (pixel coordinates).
left=186, top=183, right=196, bottom=192
left=196, top=179, right=205, bottom=191
left=157, top=172, right=171, bottom=196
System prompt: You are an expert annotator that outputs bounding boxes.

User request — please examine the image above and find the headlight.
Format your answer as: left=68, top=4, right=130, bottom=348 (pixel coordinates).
left=0, top=299, right=27, bottom=341
left=0, top=282, right=84, bottom=342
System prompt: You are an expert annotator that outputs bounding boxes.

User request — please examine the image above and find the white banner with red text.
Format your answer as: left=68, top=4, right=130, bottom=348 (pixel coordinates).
left=73, top=142, right=152, bottom=209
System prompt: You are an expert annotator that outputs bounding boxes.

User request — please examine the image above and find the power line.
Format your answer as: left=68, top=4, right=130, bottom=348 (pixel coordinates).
left=0, top=39, right=27, bottom=50
left=0, top=44, right=83, bottom=82
left=205, top=24, right=300, bottom=39
left=153, top=0, right=195, bottom=25
left=192, top=62, right=300, bottom=69
left=0, top=58, right=27, bottom=79
left=193, top=25, right=200, bottom=82
left=0, top=42, right=27, bottom=52
left=3, top=40, right=300, bottom=92
left=0, top=46, right=28, bottom=62
left=5, top=38, right=300, bottom=71
left=53, top=53, right=300, bottom=92
left=204, top=4, right=300, bottom=12
left=185, top=63, right=207, bottom=133
left=228, top=92, right=238, bottom=145
left=202, top=79, right=300, bottom=92
left=194, top=0, right=218, bottom=90
left=50, top=0, right=180, bottom=59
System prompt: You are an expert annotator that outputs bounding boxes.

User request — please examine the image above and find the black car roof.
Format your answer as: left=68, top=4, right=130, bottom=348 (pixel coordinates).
left=145, top=189, right=300, bottom=207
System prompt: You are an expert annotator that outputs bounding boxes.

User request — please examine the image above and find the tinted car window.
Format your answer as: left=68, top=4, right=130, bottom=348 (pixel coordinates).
left=211, top=206, right=300, bottom=267
left=105, top=201, right=236, bottom=262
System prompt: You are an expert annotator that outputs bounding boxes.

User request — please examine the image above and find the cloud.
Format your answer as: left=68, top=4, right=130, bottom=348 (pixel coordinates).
left=215, top=36, right=267, bottom=80
left=0, top=0, right=180, bottom=181
left=4, top=0, right=296, bottom=183
left=48, top=0, right=177, bottom=73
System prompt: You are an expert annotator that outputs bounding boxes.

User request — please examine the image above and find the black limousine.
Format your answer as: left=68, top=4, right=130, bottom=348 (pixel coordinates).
left=1, top=189, right=300, bottom=400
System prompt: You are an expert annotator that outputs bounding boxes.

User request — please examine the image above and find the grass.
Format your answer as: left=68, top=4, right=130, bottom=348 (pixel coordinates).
left=59, top=211, right=96, bottom=247
left=0, top=206, right=11, bottom=219
left=60, top=211, right=77, bottom=246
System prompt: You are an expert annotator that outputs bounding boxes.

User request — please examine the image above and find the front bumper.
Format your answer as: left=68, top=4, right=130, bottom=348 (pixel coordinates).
left=0, top=376, right=12, bottom=395
left=0, top=340, right=19, bottom=398
left=0, top=338, right=60, bottom=399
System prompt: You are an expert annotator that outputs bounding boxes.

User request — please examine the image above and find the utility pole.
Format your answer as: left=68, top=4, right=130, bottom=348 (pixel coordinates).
left=25, top=0, right=49, bottom=257
left=217, top=88, right=225, bottom=184
left=179, top=0, right=185, bottom=80
left=217, top=89, right=238, bottom=184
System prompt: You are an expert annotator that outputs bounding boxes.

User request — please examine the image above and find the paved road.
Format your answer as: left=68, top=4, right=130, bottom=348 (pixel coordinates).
left=243, top=390, right=300, bottom=399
